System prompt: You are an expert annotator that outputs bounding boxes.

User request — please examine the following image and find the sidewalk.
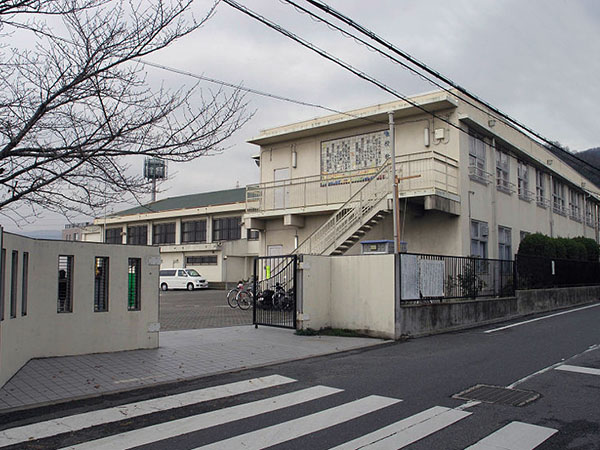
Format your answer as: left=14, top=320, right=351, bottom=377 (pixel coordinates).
left=0, top=326, right=389, bottom=412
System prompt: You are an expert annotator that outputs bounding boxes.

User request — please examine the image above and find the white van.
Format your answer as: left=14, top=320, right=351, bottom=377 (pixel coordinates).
left=159, top=268, right=209, bottom=291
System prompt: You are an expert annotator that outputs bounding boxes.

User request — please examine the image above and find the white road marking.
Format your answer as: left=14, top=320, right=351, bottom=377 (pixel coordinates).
left=484, top=303, right=600, bottom=334
left=555, top=364, right=600, bottom=376
left=507, top=343, right=600, bottom=388
left=330, top=406, right=471, bottom=449
left=60, top=385, right=343, bottom=450
left=465, top=421, right=557, bottom=449
left=0, top=375, right=295, bottom=448
left=195, top=395, right=401, bottom=450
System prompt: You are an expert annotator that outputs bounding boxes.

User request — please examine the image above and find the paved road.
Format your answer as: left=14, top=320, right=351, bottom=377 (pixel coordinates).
left=159, top=289, right=253, bottom=330
left=2, top=303, right=599, bottom=449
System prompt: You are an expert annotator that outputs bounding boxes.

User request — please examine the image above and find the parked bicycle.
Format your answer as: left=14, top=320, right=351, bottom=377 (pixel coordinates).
left=227, top=279, right=255, bottom=310
left=226, top=280, right=246, bottom=309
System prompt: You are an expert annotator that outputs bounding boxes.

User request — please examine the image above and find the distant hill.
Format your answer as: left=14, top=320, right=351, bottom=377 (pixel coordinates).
left=576, top=147, right=600, bottom=168
left=546, top=145, right=600, bottom=189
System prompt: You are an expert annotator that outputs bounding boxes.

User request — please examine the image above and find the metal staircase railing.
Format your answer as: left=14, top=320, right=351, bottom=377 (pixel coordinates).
left=294, top=160, right=393, bottom=255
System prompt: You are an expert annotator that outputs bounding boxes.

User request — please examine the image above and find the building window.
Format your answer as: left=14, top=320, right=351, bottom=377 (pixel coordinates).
left=182, top=220, right=207, bottom=243
left=94, top=257, right=109, bottom=312
left=21, top=252, right=28, bottom=316
left=585, top=200, right=595, bottom=227
left=498, top=226, right=512, bottom=260
left=470, top=220, right=488, bottom=259
left=10, top=250, right=18, bottom=318
left=128, top=258, right=141, bottom=311
left=468, top=132, right=487, bottom=182
left=496, top=149, right=511, bottom=193
left=186, top=255, right=218, bottom=265
left=0, top=249, right=5, bottom=321
left=552, top=179, right=566, bottom=215
left=105, top=228, right=122, bottom=244
left=247, top=229, right=260, bottom=241
left=152, top=222, right=176, bottom=245
left=127, top=225, right=148, bottom=245
left=58, top=255, right=73, bottom=313
left=569, top=189, right=581, bottom=221
left=213, top=217, right=241, bottom=241
left=536, top=169, right=546, bottom=207
left=517, top=161, right=531, bottom=200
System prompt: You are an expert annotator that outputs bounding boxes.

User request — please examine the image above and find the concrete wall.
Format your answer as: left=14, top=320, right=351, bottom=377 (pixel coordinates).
left=0, top=231, right=160, bottom=387
left=399, top=286, right=600, bottom=338
left=299, top=254, right=395, bottom=339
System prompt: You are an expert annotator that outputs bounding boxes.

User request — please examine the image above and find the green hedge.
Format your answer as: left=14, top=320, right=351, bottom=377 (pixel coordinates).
left=518, top=233, right=599, bottom=261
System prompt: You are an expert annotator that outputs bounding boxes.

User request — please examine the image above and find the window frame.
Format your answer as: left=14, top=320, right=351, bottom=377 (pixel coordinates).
left=212, top=217, right=242, bottom=241
left=182, top=220, right=207, bottom=243
left=535, top=168, right=546, bottom=207
left=57, top=255, right=74, bottom=313
left=498, top=226, right=512, bottom=261
left=468, top=132, right=488, bottom=183
left=552, top=178, right=566, bottom=215
left=470, top=220, right=488, bottom=259
left=105, top=227, right=122, bottom=244
left=152, top=222, right=176, bottom=245
left=495, top=149, right=511, bottom=193
left=94, top=256, right=109, bottom=312
left=127, top=225, right=148, bottom=245
left=127, top=258, right=141, bottom=311
left=517, top=161, right=531, bottom=200
left=185, top=255, right=218, bottom=265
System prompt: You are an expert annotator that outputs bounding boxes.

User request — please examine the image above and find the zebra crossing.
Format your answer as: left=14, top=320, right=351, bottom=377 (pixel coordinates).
left=0, top=374, right=561, bottom=449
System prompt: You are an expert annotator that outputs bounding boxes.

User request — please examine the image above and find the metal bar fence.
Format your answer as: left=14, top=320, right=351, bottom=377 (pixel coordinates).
left=515, top=254, right=600, bottom=289
left=399, top=252, right=515, bottom=301
left=253, top=255, right=297, bottom=329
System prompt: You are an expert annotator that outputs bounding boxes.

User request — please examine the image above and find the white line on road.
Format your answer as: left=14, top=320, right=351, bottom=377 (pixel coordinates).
left=330, top=406, right=471, bottom=450
left=195, top=395, right=401, bottom=450
left=484, top=303, right=600, bottom=334
left=0, top=375, right=295, bottom=448
left=555, top=364, right=600, bottom=376
left=60, top=385, right=343, bottom=450
left=465, top=421, right=557, bottom=449
left=507, top=343, right=600, bottom=388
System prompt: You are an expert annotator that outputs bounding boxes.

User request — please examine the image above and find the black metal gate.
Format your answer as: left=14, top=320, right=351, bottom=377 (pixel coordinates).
left=253, top=255, right=297, bottom=329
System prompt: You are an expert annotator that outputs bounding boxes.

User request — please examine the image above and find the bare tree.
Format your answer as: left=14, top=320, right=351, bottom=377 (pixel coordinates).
left=0, top=0, right=250, bottom=223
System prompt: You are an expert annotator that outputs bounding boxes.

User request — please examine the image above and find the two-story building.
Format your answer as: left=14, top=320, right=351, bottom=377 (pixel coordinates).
left=244, top=90, right=600, bottom=259
left=85, top=188, right=259, bottom=286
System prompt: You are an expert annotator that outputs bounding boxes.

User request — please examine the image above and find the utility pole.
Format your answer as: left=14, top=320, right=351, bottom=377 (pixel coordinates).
left=389, top=112, right=400, bottom=253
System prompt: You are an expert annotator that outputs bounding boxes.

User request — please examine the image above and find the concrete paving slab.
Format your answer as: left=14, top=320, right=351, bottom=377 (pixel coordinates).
left=0, top=326, right=389, bottom=412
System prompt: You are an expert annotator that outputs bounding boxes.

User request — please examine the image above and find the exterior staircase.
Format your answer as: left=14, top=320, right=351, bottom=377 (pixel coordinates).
left=294, top=161, right=393, bottom=256
left=330, top=210, right=391, bottom=255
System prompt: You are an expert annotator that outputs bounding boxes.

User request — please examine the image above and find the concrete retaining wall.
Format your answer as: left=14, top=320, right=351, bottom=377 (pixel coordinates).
left=0, top=231, right=160, bottom=387
left=399, top=286, right=600, bottom=338
left=299, top=254, right=395, bottom=339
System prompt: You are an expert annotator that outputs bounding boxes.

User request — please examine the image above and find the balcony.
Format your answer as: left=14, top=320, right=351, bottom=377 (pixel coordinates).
left=246, top=150, right=460, bottom=217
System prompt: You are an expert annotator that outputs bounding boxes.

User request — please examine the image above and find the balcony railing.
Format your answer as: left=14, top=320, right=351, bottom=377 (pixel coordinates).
left=246, top=150, right=459, bottom=214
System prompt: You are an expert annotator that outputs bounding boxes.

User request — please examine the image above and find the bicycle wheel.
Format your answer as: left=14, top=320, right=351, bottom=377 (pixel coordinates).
left=226, top=288, right=239, bottom=308
left=237, top=290, right=252, bottom=310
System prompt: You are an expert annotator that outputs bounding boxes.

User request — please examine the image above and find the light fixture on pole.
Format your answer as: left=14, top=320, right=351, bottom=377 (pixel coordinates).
left=143, top=157, right=168, bottom=202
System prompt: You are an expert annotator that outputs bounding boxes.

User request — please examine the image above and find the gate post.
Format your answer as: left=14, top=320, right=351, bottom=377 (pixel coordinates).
left=253, top=256, right=258, bottom=328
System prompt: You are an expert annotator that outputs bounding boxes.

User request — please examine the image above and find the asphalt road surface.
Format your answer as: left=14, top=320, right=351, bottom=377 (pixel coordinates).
left=2, top=303, right=599, bottom=449
left=159, top=289, right=253, bottom=330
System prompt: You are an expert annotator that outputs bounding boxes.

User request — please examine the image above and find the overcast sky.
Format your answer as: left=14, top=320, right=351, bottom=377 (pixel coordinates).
left=7, top=0, right=600, bottom=234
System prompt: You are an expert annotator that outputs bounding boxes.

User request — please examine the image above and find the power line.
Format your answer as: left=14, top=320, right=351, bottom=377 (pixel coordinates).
left=302, top=0, right=600, bottom=176
left=138, top=59, right=390, bottom=128
left=221, top=0, right=485, bottom=147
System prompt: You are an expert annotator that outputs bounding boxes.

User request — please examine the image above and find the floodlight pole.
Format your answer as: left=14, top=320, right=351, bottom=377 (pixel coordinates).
left=389, top=111, right=400, bottom=254
left=151, top=177, right=157, bottom=203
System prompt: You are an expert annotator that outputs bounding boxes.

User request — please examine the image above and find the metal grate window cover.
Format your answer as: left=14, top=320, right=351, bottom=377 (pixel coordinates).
left=453, top=384, right=540, bottom=407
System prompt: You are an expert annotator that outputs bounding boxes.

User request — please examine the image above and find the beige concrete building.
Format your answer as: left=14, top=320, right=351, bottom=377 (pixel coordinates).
left=245, top=90, right=600, bottom=259
left=88, top=188, right=259, bottom=285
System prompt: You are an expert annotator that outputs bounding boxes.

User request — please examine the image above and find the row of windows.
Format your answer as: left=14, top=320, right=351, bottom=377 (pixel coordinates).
left=105, top=217, right=258, bottom=245
left=0, top=249, right=29, bottom=321
left=468, top=133, right=596, bottom=225
left=471, top=220, right=529, bottom=261
left=58, top=256, right=141, bottom=313
left=185, top=255, right=218, bottom=265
